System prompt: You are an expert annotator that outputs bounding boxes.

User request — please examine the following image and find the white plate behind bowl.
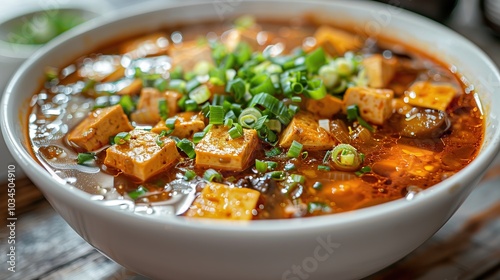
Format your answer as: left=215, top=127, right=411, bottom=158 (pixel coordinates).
left=2, top=1, right=500, bottom=279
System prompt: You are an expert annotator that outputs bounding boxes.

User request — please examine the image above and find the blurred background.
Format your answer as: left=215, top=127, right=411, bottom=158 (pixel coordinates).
left=0, top=0, right=499, bottom=279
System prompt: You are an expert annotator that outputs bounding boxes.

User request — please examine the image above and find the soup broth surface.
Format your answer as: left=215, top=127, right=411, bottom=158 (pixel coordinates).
left=28, top=17, right=484, bottom=220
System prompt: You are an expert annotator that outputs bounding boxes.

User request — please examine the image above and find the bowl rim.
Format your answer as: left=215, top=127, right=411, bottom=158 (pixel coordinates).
left=2, top=0, right=500, bottom=232
left=0, top=0, right=112, bottom=60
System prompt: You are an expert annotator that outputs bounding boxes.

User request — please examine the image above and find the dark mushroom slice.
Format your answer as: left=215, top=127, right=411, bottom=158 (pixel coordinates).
left=396, top=107, right=451, bottom=138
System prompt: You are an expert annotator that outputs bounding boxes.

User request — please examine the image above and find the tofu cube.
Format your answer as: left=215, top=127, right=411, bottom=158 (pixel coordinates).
left=343, top=86, right=394, bottom=125
left=362, top=54, right=397, bottom=88
left=119, top=32, right=170, bottom=59
left=195, top=126, right=258, bottom=171
left=279, top=111, right=337, bottom=151
left=151, top=112, right=205, bottom=139
left=305, top=95, right=344, bottom=118
left=169, top=41, right=213, bottom=71
left=104, top=129, right=180, bottom=181
left=314, top=25, right=362, bottom=56
left=405, top=81, right=456, bottom=111
left=68, top=104, right=133, bottom=152
left=116, top=79, right=142, bottom=96
left=185, top=182, right=260, bottom=220
left=222, top=27, right=274, bottom=52
left=131, top=88, right=182, bottom=124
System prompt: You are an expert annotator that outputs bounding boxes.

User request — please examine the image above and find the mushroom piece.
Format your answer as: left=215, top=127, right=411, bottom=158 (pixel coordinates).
left=396, top=107, right=451, bottom=138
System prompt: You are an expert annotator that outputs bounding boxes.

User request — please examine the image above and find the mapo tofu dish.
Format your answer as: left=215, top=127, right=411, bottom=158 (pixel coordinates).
left=29, top=16, right=484, bottom=220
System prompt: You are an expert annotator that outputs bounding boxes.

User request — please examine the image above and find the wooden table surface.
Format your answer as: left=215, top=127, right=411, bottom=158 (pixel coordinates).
left=2, top=0, right=500, bottom=279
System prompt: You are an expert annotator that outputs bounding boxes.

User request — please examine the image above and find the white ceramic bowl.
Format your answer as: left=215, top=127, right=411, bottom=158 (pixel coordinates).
left=2, top=1, right=500, bottom=279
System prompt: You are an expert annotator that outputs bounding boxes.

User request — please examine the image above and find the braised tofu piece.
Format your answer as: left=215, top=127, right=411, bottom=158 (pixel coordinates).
left=116, top=79, right=142, bottom=96
left=314, top=25, right=362, bottom=56
left=222, top=27, right=274, bottom=52
left=131, top=88, right=182, bottom=124
left=195, top=126, right=258, bottom=171
left=68, top=105, right=133, bottom=152
left=185, top=182, right=260, bottom=220
left=130, top=87, right=163, bottom=124
left=119, top=32, right=170, bottom=59
left=169, top=41, right=213, bottom=71
left=362, top=54, right=397, bottom=88
left=164, top=90, right=182, bottom=116
left=305, top=95, right=344, bottom=118
left=343, top=86, right=394, bottom=125
left=104, top=129, right=180, bottom=182
left=405, top=81, right=457, bottom=111
left=279, top=111, right=337, bottom=151
left=152, top=112, right=205, bottom=139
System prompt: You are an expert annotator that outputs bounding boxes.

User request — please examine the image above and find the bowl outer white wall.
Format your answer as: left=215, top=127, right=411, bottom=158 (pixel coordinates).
left=2, top=1, right=500, bottom=279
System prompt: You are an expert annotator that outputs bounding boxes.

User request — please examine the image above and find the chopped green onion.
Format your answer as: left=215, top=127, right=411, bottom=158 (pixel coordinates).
left=255, top=159, right=268, bottom=173
left=355, top=166, right=372, bottom=176
left=119, top=95, right=135, bottom=115
left=209, top=105, right=224, bottom=125
left=248, top=93, right=292, bottom=125
left=284, top=163, right=296, bottom=171
left=77, top=152, right=95, bottom=165
left=346, top=104, right=374, bottom=132
left=266, top=119, right=282, bottom=133
left=335, top=57, right=354, bottom=77
left=183, top=170, right=196, bottom=181
left=226, top=78, right=246, bottom=102
left=305, top=47, right=326, bottom=74
left=184, top=99, right=198, bottom=112
left=317, top=165, right=331, bottom=171
left=203, top=169, right=223, bottom=182
left=209, top=67, right=226, bottom=85
left=290, top=174, right=306, bottom=184
left=301, top=151, right=309, bottom=159
left=189, top=84, right=211, bottom=104
left=224, top=118, right=234, bottom=127
left=166, top=79, right=186, bottom=94
left=266, top=161, right=278, bottom=170
left=228, top=123, right=244, bottom=139
left=267, top=171, right=286, bottom=181
left=128, top=186, right=148, bottom=200
left=238, top=107, right=262, bottom=128
left=357, top=116, right=375, bottom=132
left=312, top=182, right=323, bottom=190
left=193, top=124, right=213, bottom=144
left=177, top=139, right=196, bottom=159
left=323, top=150, right=332, bottom=164
left=307, top=202, right=330, bottom=214
left=291, top=96, right=302, bottom=103
left=192, top=132, right=205, bottom=144
left=330, top=144, right=363, bottom=172
left=165, top=117, right=177, bottom=130
left=234, top=42, right=252, bottom=66
left=158, top=99, right=168, bottom=120
left=304, top=78, right=327, bottom=100
left=318, top=64, right=340, bottom=88
left=114, top=132, right=131, bottom=145
left=249, top=74, right=276, bottom=95
left=156, top=130, right=168, bottom=147
left=346, top=104, right=359, bottom=122
left=170, top=66, right=184, bottom=80
left=287, top=140, right=303, bottom=158
left=253, top=115, right=268, bottom=130
left=265, top=147, right=282, bottom=157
